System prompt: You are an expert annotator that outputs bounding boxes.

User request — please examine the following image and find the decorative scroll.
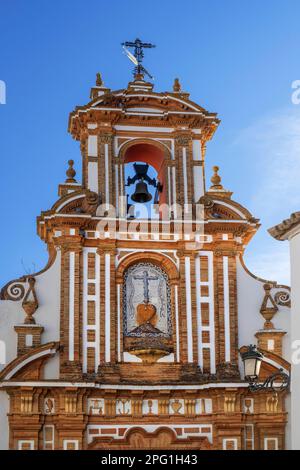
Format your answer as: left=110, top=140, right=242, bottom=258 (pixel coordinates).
left=82, top=190, right=102, bottom=215
left=1, top=246, right=56, bottom=302
left=1, top=276, right=27, bottom=301
left=1, top=276, right=39, bottom=324
left=274, top=290, right=291, bottom=308
left=199, top=195, right=214, bottom=209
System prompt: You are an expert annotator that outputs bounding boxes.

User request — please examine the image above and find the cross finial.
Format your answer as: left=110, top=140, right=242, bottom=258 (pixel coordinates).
left=122, top=38, right=155, bottom=80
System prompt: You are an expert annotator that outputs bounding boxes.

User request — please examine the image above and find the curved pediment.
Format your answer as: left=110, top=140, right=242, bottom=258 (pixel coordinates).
left=40, top=189, right=100, bottom=217
left=199, top=194, right=260, bottom=243
left=88, top=89, right=217, bottom=117
left=68, top=84, right=220, bottom=140
left=201, top=194, right=258, bottom=222
left=51, top=190, right=86, bottom=214
left=0, top=342, right=59, bottom=381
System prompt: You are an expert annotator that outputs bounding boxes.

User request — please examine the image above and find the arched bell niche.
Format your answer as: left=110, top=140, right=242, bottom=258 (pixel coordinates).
left=125, top=161, right=158, bottom=217
left=119, top=140, right=171, bottom=216
left=122, top=261, right=173, bottom=363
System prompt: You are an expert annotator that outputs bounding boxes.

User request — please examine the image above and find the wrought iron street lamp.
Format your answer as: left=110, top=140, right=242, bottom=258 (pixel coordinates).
left=241, top=345, right=290, bottom=393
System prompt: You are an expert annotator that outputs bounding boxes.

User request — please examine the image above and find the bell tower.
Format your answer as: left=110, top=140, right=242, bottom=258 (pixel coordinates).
left=68, top=67, right=219, bottom=219
left=65, top=51, right=224, bottom=377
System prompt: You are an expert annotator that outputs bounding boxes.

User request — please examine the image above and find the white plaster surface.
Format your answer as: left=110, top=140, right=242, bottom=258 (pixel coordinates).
left=0, top=392, right=9, bottom=449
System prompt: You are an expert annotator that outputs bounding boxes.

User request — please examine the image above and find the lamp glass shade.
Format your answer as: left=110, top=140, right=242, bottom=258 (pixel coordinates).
left=244, top=357, right=261, bottom=379
left=255, top=358, right=262, bottom=377
left=241, top=345, right=263, bottom=381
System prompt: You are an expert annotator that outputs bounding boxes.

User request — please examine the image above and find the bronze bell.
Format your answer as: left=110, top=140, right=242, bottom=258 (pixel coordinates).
left=131, top=180, right=152, bottom=203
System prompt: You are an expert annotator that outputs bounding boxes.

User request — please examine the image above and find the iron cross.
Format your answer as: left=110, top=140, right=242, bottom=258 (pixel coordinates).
left=121, top=38, right=155, bottom=79
left=134, top=270, right=158, bottom=303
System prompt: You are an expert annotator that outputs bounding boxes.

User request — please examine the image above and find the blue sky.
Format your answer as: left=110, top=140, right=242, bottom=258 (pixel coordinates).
left=1, top=0, right=300, bottom=286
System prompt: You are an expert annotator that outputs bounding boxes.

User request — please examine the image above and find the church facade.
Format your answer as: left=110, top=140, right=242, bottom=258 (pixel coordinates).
left=0, top=70, right=291, bottom=450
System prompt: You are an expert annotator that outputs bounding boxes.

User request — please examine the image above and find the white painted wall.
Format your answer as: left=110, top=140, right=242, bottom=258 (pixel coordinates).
left=88, top=162, right=98, bottom=193
left=87, top=135, right=97, bottom=157
left=0, top=392, right=9, bottom=449
left=0, top=251, right=61, bottom=371
left=289, top=230, right=300, bottom=449
left=193, top=166, right=204, bottom=202
left=43, top=354, right=60, bottom=380
left=192, top=139, right=201, bottom=161
left=123, top=352, right=142, bottom=362
left=0, top=300, right=23, bottom=370
left=237, top=256, right=291, bottom=449
left=28, top=252, right=61, bottom=346
left=157, top=353, right=174, bottom=363
left=237, top=258, right=290, bottom=360
left=0, top=251, right=61, bottom=449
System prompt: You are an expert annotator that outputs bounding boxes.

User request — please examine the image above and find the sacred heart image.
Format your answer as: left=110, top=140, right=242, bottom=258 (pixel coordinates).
left=123, top=263, right=172, bottom=337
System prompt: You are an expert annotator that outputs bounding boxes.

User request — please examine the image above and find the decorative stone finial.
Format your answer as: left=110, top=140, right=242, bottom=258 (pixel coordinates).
left=210, top=166, right=223, bottom=190
left=96, top=72, right=103, bottom=87
left=90, top=73, right=110, bottom=99
left=260, top=283, right=278, bottom=329
left=173, top=78, right=181, bottom=93
left=22, top=277, right=38, bottom=324
left=65, top=160, right=77, bottom=183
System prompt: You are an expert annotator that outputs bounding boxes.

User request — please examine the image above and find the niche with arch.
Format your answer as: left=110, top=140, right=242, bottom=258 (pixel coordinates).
left=121, top=141, right=170, bottom=217
left=122, top=261, right=173, bottom=362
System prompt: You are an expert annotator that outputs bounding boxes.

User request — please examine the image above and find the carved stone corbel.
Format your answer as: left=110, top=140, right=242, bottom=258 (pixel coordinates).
left=99, top=133, right=113, bottom=145
left=82, top=190, right=102, bottom=215
left=175, top=135, right=192, bottom=147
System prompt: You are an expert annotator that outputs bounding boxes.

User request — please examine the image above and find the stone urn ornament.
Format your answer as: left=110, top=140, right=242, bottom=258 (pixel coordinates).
left=22, top=277, right=38, bottom=324
left=260, top=283, right=278, bottom=329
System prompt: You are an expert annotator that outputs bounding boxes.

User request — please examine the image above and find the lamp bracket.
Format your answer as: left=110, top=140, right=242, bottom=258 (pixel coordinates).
left=248, top=368, right=290, bottom=393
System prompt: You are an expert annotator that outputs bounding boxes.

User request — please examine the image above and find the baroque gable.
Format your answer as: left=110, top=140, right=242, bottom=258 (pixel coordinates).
left=0, top=71, right=291, bottom=451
